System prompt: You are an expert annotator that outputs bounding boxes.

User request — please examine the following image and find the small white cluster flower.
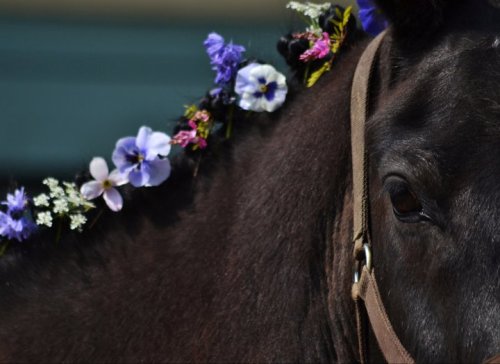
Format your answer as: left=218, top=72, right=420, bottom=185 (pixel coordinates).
left=53, top=199, right=69, bottom=214
left=286, top=1, right=331, bottom=21
left=42, top=177, right=59, bottom=190
left=36, top=211, right=53, bottom=228
left=34, top=177, right=95, bottom=232
left=64, top=182, right=95, bottom=210
left=33, top=193, right=50, bottom=207
left=43, top=177, right=65, bottom=199
left=69, top=213, right=87, bottom=231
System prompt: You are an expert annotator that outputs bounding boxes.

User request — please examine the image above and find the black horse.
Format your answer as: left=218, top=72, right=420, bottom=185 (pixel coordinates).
left=0, top=0, right=499, bottom=362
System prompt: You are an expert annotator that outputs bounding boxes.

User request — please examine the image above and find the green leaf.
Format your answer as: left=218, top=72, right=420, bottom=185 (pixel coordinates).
left=306, top=62, right=331, bottom=87
left=343, top=6, right=352, bottom=26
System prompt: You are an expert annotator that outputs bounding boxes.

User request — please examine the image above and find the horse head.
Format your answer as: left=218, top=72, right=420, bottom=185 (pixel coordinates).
left=365, top=0, right=500, bottom=361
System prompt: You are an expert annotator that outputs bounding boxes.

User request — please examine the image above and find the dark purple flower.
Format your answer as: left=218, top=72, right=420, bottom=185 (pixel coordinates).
left=357, top=0, right=388, bottom=36
left=204, top=32, right=225, bottom=60
left=3, top=187, right=28, bottom=214
left=204, top=32, right=245, bottom=86
left=112, top=126, right=172, bottom=188
left=212, top=42, right=246, bottom=85
left=0, top=212, right=35, bottom=242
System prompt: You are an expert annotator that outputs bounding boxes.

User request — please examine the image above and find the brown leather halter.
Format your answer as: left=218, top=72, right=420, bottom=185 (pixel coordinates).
left=349, top=32, right=500, bottom=364
left=349, top=30, right=414, bottom=364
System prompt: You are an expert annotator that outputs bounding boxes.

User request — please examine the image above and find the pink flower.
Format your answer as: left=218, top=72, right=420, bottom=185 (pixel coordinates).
left=193, top=110, right=210, bottom=123
left=172, top=117, right=209, bottom=150
left=197, top=137, right=208, bottom=149
left=299, top=32, right=331, bottom=62
left=172, top=130, right=197, bottom=148
left=80, top=157, right=128, bottom=212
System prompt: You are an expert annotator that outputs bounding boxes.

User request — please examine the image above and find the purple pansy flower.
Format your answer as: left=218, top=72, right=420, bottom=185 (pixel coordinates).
left=2, top=187, right=28, bottom=214
left=204, top=32, right=245, bottom=87
left=235, top=63, right=288, bottom=112
left=112, top=126, right=172, bottom=188
left=357, top=0, right=388, bottom=36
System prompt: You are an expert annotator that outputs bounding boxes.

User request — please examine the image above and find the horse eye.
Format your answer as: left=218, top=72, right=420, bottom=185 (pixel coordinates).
left=385, top=177, right=425, bottom=223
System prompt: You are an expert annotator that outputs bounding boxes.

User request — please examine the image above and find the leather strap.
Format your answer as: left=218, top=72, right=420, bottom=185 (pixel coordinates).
left=350, top=30, right=500, bottom=364
left=350, top=31, right=386, bottom=259
left=350, top=30, right=415, bottom=364
left=353, top=267, right=415, bottom=364
left=485, top=354, right=500, bottom=364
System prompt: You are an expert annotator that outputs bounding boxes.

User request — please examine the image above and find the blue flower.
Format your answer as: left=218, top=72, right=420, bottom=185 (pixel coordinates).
left=0, top=212, right=35, bottom=242
left=112, top=126, right=172, bottom=188
left=2, top=187, right=28, bottom=214
left=204, top=32, right=225, bottom=60
left=357, top=0, right=388, bottom=36
left=0, top=187, right=36, bottom=242
left=204, top=32, right=245, bottom=87
left=235, top=63, right=288, bottom=112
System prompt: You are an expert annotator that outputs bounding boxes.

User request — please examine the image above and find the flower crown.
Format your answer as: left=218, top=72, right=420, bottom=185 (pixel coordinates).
left=0, top=1, right=387, bottom=255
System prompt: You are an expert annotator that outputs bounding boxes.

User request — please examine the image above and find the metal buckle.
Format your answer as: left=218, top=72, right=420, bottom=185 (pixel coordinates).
left=354, top=243, right=372, bottom=283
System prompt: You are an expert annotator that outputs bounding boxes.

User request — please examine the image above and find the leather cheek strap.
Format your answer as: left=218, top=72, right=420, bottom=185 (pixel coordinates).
left=352, top=267, right=414, bottom=364
left=350, top=30, right=415, bottom=364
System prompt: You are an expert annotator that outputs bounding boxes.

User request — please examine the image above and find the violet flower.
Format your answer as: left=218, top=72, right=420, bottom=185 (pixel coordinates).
left=0, top=188, right=36, bottom=242
left=204, top=33, right=225, bottom=60
left=0, top=212, right=34, bottom=242
left=112, top=126, right=172, bottom=188
left=204, top=32, right=245, bottom=87
left=299, top=32, right=331, bottom=62
left=80, top=157, right=128, bottom=212
left=357, top=0, right=388, bottom=36
left=235, top=63, right=288, bottom=112
left=2, top=187, right=28, bottom=214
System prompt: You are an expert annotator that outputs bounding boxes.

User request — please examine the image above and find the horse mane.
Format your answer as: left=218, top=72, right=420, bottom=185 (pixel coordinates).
left=0, top=23, right=370, bottom=362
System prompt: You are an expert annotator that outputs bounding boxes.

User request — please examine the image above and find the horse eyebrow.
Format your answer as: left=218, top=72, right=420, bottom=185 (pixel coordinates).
left=376, top=146, right=442, bottom=192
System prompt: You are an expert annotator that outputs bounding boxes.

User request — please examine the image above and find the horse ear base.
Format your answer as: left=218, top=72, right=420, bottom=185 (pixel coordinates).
left=373, top=0, right=451, bottom=36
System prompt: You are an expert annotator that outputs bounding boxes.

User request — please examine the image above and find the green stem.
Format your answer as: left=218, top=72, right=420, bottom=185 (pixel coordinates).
left=0, top=241, right=10, bottom=257
left=304, top=63, right=311, bottom=85
left=88, top=209, right=104, bottom=230
left=193, top=153, right=203, bottom=178
left=55, top=218, right=63, bottom=244
left=225, top=105, right=235, bottom=139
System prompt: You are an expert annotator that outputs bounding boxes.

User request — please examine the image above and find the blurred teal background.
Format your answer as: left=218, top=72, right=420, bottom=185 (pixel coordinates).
left=0, top=0, right=352, bottom=181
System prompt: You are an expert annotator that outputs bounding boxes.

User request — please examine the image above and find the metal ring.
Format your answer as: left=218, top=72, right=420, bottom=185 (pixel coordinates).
left=353, top=244, right=372, bottom=283
left=363, top=243, right=372, bottom=271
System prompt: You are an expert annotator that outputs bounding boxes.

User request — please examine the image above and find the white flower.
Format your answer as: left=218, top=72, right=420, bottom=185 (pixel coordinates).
left=33, top=193, right=50, bottom=207
left=43, top=177, right=59, bottom=190
left=63, top=182, right=95, bottom=210
left=235, top=63, right=288, bottom=112
left=53, top=199, right=69, bottom=214
left=69, top=213, right=87, bottom=231
left=36, top=211, right=53, bottom=227
left=80, top=157, right=128, bottom=212
left=286, top=1, right=331, bottom=20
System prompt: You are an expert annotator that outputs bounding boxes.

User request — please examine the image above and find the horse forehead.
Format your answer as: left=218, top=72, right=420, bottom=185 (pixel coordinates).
left=368, top=38, right=500, bottom=184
